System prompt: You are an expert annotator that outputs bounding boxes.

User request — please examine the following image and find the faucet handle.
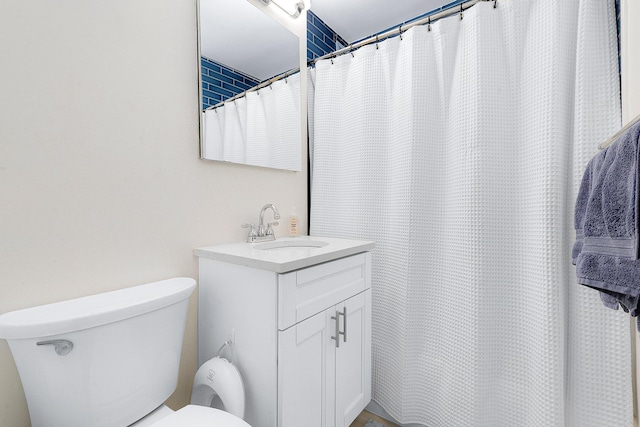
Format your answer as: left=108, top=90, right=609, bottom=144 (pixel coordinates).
left=266, top=221, right=279, bottom=237
left=241, top=223, right=257, bottom=242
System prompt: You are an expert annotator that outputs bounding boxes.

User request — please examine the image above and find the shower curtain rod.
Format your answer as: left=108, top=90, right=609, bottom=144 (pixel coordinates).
left=205, top=67, right=300, bottom=111
left=204, top=0, right=493, bottom=111
left=309, top=0, right=493, bottom=65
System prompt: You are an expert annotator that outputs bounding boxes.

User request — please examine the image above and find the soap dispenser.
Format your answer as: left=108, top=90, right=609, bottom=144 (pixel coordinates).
left=288, top=206, right=299, bottom=236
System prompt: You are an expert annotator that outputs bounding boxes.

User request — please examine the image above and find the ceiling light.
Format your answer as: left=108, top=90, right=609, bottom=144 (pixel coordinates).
left=261, top=0, right=306, bottom=18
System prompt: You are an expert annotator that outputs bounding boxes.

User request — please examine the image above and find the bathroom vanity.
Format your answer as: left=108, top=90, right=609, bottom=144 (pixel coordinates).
left=194, top=236, right=374, bottom=427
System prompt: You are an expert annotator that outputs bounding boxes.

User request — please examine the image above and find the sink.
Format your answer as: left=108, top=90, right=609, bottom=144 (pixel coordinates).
left=194, top=236, right=375, bottom=273
left=254, top=239, right=329, bottom=250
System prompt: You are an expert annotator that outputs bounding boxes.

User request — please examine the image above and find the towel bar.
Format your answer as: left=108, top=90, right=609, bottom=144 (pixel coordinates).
left=599, top=113, right=640, bottom=150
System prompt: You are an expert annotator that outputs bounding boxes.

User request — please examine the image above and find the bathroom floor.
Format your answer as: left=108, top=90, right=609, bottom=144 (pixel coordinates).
left=350, top=410, right=400, bottom=427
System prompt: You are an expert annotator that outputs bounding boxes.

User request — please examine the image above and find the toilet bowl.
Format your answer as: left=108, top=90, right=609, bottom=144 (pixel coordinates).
left=133, top=404, right=250, bottom=427
left=0, top=278, right=250, bottom=427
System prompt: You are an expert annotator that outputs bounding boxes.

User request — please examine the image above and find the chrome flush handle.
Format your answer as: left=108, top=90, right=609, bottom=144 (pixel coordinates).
left=37, top=339, right=74, bottom=356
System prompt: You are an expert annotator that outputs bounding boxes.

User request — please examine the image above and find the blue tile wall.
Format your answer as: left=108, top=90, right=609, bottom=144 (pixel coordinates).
left=307, top=10, right=348, bottom=61
left=201, top=57, right=260, bottom=110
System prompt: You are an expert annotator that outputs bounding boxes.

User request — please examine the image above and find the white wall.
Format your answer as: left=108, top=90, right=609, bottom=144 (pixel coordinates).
left=0, top=0, right=307, bottom=425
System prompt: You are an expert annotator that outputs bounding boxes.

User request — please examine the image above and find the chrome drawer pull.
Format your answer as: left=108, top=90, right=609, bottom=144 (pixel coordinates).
left=331, top=310, right=341, bottom=348
left=339, top=306, right=347, bottom=343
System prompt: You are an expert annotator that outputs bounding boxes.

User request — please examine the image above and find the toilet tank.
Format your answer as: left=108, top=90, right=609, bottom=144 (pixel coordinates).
left=0, top=277, right=196, bottom=427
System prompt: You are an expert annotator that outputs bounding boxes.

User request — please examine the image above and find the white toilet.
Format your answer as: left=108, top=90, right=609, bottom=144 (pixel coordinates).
left=0, top=277, right=250, bottom=427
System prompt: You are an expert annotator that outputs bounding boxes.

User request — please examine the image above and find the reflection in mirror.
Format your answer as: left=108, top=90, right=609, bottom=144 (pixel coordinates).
left=199, top=0, right=302, bottom=171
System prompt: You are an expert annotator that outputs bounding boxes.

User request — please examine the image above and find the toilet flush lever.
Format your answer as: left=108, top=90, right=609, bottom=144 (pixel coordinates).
left=37, top=339, right=73, bottom=356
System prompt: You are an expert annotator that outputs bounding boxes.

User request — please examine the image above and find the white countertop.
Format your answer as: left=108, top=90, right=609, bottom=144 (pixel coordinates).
left=194, top=236, right=375, bottom=273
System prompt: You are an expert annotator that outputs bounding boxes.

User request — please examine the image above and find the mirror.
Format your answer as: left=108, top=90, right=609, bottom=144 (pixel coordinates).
left=198, top=0, right=303, bottom=171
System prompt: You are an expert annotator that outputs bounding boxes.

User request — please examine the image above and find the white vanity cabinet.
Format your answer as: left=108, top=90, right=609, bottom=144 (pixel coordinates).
left=196, top=245, right=372, bottom=427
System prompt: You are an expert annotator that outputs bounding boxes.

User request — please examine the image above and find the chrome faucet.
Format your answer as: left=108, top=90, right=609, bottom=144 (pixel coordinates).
left=258, top=204, right=280, bottom=238
left=242, top=204, right=281, bottom=243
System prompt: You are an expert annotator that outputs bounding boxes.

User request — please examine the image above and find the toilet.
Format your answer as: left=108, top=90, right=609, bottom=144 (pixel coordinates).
left=0, top=277, right=250, bottom=427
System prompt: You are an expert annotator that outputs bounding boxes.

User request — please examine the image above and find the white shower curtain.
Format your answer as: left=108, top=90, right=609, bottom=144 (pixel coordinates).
left=202, top=72, right=301, bottom=171
left=310, top=0, right=631, bottom=425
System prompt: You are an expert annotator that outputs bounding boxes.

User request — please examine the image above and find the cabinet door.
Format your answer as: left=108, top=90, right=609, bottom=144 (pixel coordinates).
left=278, top=308, right=335, bottom=427
left=334, top=290, right=371, bottom=427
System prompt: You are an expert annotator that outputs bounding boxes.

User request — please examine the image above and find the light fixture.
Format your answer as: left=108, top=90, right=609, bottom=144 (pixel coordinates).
left=260, top=0, right=306, bottom=18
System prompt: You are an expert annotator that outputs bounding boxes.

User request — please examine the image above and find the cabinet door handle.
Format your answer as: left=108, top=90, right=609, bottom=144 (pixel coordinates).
left=339, top=306, right=347, bottom=343
left=331, top=311, right=341, bottom=348
left=331, top=307, right=348, bottom=348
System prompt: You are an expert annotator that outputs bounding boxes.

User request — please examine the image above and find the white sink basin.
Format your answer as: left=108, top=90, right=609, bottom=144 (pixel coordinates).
left=194, top=236, right=374, bottom=273
left=254, top=239, right=330, bottom=250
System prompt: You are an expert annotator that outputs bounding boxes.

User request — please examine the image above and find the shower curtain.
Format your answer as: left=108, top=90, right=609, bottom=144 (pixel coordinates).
left=202, top=72, right=301, bottom=171
left=309, top=0, right=631, bottom=425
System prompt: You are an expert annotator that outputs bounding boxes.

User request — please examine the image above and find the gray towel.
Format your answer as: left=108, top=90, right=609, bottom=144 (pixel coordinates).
left=574, top=121, right=640, bottom=317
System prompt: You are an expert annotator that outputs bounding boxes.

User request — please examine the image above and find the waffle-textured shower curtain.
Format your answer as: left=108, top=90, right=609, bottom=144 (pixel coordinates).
left=202, top=73, right=301, bottom=171
left=309, top=0, right=631, bottom=425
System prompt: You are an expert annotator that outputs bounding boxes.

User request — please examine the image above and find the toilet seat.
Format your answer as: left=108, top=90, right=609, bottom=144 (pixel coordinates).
left=150, top=405, right=250, bottom=427
left=191, top=357, right=245, bottom=419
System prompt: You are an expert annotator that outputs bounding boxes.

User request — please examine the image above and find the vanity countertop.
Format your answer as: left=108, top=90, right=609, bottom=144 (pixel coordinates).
left=194, top=236, right=375, bottom=273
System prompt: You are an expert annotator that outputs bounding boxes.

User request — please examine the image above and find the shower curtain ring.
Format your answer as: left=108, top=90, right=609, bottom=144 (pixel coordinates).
left=376, top=35, right=379, bottom=49
left=428, top=16, right=432, bottom=31
left=399, top=24, right=403, bottom=40
left=460, top=4, right=464, bottom=20
left=494, top=0, right=498, bottom=8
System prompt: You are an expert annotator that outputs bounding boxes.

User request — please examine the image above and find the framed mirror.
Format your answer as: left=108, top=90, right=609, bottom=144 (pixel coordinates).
left=198, top=0, right=304, bottom=171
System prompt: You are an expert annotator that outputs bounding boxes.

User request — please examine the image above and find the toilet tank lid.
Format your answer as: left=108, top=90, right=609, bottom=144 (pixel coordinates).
left=0, top=277, right=196, bottom=340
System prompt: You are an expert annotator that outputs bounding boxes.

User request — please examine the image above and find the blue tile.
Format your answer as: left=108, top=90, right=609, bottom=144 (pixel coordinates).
left=204, top=86, right=233, bottom=99
left=222, top=82, right=244, bottom=94
left=202, top=74, right=222, bottom=87
left=202, top=89, right=217, bottom=99
left=313, top=34, right=334, bottom=55
left=221, top=66, right=257, bottom=82
left=308, top=21, right=328, bottom=42
left=308, top=42, right=325, bottom=58
left=221, top=67, right=242, bottom=81
left=209, top=71, right=233, bottom=85
left=323, top=33, right=336, bottom=46
left=201, top=58, right=221, bottom=73
left=306, top=10, right=347, bottom=58
left=308, top=10, right=319, bottom=26
left=310, top=16, right=335, bottom=41
left=242, top=76, right=260, bottom=85
left=235, top=80, right=255, bottom=91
